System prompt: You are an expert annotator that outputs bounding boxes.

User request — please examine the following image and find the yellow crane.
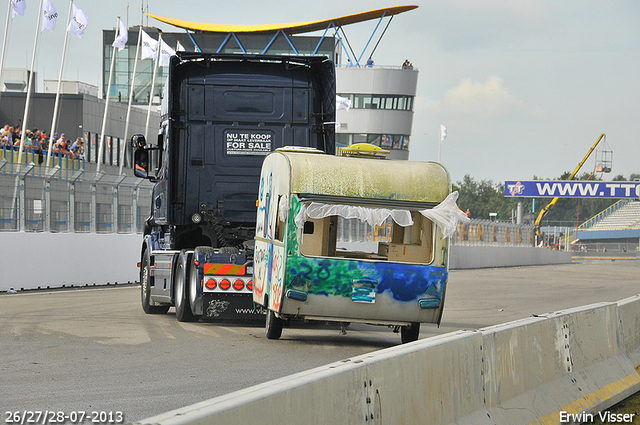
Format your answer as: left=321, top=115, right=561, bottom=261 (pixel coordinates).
left=534, top=133, right=607, bottom=236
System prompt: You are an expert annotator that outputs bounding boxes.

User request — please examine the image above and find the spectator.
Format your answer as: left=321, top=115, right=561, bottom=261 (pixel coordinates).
left=366, top=57, right=374, bottom=67
left=76, top=138, right=85, bottom=157
left=50, top=134, right=60, bottom=155
left=29, top=130, right=45, bottom=163
left=39, top=132, right=48, bottom=152
left=12, top=127, right=21, bottom=150
left=69, top=137, right=85, bottom=159
left=22, top=130, right=32, bottom=151
left=57, top=137, right=71, bottom=157
left=13, top=126, right=21, bottom=145
left=402, top=59, right=410, bottom=69
left=0, top=125, right=9, bottom=149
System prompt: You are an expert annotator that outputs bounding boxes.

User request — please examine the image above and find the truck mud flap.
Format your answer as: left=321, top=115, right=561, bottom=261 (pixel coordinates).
left=202, top=293, right=265, bottom=321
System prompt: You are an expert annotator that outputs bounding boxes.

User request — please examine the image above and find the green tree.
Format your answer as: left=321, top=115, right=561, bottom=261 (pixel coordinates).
left=454, top=175, right=532, bottom=221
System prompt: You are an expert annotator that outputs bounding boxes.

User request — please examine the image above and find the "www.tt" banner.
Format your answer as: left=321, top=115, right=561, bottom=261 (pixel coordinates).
left=504, top=181, right=640, bottom=198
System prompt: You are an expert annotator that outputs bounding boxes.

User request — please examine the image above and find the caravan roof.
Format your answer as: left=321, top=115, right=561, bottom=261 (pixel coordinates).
left=269, top=151, right=450, bottom=205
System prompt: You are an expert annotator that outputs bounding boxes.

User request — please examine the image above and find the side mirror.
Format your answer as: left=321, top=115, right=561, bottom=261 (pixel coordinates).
left=134, top=148, right=149, bottom=178
left=131, top=134, right=146, bottom=149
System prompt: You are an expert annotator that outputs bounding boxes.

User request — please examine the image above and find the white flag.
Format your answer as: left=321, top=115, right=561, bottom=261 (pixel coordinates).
left=112, top=20, right=127, bottom=51
left=11, top=0, right=26, bottom=18
left=336, top=95, right=351, bottom=111
left=440, top=124, right=447, bottom=143
left=140, top=30, right=157, bottom=60
left=159, top=38, right=176, bottom=67
left=66, top=5, right=87, bottom=38
left=41, top=0, right=57, bottom=32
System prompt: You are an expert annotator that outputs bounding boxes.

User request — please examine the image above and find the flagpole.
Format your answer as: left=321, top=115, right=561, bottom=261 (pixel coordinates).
left=18, top=0, right=45, bottom=167
left=47, top=0, right=74, bottom=167
left=0, top=0, right=13, bottom=95
left=144, top=32, right=161, bottom=143
left=438, top=123, right=446, bottom=164
left=97, top=16, right=121, bottom=173
left=120, top=25, right=142, bottom=175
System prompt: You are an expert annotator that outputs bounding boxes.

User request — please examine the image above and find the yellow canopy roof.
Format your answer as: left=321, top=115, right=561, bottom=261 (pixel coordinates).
left=148, top=5, right=418, bottom=34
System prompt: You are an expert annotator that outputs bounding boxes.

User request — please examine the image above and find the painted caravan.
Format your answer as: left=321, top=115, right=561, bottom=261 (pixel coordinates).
left=253, top=145, right=468, bottom=343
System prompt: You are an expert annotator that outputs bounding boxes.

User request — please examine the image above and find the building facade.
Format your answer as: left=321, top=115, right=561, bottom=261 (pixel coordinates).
left=335, top=65, right=418, bottom=160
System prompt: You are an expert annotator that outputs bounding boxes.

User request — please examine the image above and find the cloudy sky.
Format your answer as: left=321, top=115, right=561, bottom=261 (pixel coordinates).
left=1, top=0, right=639, bottom=184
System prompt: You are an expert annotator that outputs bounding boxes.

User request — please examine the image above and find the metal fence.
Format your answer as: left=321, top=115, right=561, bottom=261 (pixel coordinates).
left=0, top=160, right=153, bottom=233
left=335, top=216, right=537, bottom=249
left=573, top=241, right=639, bottom=254
left=1, top=160, right=537, bottom=250
left=451, top=219, right=536, bottom=248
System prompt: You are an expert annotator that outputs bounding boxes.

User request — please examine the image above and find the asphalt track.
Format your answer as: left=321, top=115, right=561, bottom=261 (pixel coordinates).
left=1, top=259, right=638, bottom=423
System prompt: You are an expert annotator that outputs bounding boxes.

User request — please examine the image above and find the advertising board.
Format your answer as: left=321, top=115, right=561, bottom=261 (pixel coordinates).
left=505, top=181, right=640, bottom=199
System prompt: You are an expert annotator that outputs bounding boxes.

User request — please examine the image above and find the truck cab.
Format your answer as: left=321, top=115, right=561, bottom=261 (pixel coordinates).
left=134, top=53, right=335, bottom=321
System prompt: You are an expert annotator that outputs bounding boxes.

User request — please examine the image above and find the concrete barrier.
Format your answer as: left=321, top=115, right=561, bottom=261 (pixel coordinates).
left=0, top=232, right=140, bottom=292
left=483, top=303, right=640, bottom=423
left=134, top=298, right=640, bottom=425
left=450, top=245, right=572, bottom=269
left=617, top=295, right=640, bottom=369
left=0, top=234, right=571, bottom=293
left=135, top=331, right=491, bottom=425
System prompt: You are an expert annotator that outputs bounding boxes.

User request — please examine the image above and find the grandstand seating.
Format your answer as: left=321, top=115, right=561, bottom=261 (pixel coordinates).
left=580, top=200, right=640, bottom=231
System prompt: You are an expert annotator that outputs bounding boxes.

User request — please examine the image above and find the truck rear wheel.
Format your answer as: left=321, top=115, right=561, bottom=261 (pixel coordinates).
left=401, top=322, right=420, bottom=343
left=175, top=254, right=197, bottom=322
left=188, top=259, right=200, bottom=315
left=265, top=309, right=283, bottom=340
left=141, top=250, right=169, bottom=315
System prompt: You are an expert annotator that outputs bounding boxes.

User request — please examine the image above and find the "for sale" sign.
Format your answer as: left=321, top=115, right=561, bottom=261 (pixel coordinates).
left=225, top=130, right=273, bottom=156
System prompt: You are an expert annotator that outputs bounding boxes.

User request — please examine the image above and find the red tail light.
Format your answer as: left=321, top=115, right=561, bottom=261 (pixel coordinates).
left=205, top=279, right=217, bottom=289
left=219, top=279, right=231, bottom=290
left=247, top=280, right=253, bottom=291
left=233, top=279, right=244, bottom=291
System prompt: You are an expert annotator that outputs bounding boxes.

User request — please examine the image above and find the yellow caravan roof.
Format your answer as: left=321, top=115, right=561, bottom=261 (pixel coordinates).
left=274, top=151, right=450, bottom=204
left=148, top=5, right=418, bottom=34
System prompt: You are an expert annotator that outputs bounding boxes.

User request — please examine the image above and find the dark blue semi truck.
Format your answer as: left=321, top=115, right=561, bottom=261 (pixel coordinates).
left=133, top=52, right=335, bottom=321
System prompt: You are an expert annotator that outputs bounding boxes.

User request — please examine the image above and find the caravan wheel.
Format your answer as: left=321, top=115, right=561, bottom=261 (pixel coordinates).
left=401, top=323, right=420, bottom=343
left=265, top=309, right=283, bottom=340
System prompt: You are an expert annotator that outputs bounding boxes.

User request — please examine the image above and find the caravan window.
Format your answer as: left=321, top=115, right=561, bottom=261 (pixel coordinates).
left=298, top=203, right=435, bottom=265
